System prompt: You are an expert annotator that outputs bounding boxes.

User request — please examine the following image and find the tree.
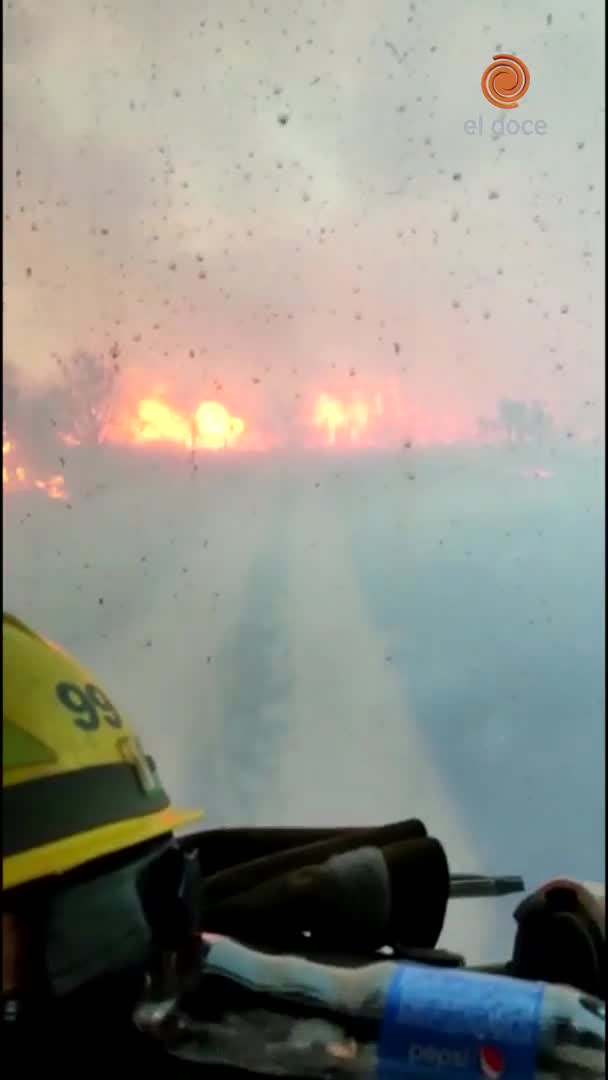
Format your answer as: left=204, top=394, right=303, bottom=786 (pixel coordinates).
left=3, top=361, right=64, bottom=461
left=498, top=398, right=528, bottom=444
left=496, top=397, right=552, bottom=446
left=525, top=399, right=551, bottom=444
left=53, top=350, right=121, bottom=445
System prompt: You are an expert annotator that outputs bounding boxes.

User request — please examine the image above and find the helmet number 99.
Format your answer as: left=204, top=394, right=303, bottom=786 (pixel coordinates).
left=55, top=681, right=123, bottom=731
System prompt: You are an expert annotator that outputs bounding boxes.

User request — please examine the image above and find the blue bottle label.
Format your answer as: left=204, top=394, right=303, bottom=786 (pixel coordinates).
left=377, top=964, right=543, bottom=1079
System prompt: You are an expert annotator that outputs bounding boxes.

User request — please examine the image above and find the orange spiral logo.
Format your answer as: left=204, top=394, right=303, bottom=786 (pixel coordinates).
left=481, top=54, right=530, bottom=109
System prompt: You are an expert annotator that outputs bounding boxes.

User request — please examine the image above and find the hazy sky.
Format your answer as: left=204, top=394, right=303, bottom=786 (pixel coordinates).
left=4, top=0, right=605, bottom=431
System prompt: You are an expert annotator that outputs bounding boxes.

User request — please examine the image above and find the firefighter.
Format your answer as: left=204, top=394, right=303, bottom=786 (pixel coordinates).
left=2, top=612, right=204, bottom=1067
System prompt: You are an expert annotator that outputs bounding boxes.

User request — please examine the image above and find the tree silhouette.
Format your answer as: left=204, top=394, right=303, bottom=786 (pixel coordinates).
left=497, top=398, right=551, bottom=446
left=498, top=398, right=523, bottom=444
left=53, top=350, right=121, bottom=445
left=3, top=361, right=59, bottom=459
left=526, top=399, right=551, bottom=443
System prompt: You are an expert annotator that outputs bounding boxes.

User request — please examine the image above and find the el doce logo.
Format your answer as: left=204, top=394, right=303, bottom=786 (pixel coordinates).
left=466, top=53, right=546, bottom=136
left=481, top=54, right=530, bottom=109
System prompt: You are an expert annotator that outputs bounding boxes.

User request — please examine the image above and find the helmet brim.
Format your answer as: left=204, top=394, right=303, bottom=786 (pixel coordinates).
left=3, top=805, right=204, bottom=891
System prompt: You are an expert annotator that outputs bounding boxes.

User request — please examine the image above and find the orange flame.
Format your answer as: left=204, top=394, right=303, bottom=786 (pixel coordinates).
left=114, top=397, right=246, bottom=451
left=313, top=392, right=383, bottom=445
left=129, top=399, right=192, bottom=446
left=3, top=430, right=67, bottom=500
left=194, top=400, right=245, bottom=450
left=3, top=435, right=27, bottom=491
left=35, top=475, right=67, bottom=499
left=59, top=432, right=81, bottom=447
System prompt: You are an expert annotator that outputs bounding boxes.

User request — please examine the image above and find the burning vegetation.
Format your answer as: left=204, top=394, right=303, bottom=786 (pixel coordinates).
left=3, top=428, right=66, bottom=501
left=2, top=349, right=593, bottom=503
left=112, top=397, right=245, bottom=451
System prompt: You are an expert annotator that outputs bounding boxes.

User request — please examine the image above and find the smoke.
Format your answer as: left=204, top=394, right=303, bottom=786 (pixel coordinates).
left=4, top=0, right=604, bottom=433
left=3, top=0, right=604, bottom=963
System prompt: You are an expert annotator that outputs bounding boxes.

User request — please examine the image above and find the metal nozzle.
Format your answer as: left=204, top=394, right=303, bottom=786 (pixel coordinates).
left=449, top=874, right=525, bottom=899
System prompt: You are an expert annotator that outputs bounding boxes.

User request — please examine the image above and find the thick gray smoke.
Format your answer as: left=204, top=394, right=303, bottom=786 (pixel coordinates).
left=3, top=0, right=604, bottom=962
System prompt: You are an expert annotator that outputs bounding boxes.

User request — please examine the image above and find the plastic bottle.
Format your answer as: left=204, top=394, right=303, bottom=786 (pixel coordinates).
left=134, top=933, right=606, bottom=1077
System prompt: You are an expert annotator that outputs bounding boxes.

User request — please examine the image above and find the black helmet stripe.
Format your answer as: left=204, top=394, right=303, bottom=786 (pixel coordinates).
left=3, top=763, right=171, bottom=857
